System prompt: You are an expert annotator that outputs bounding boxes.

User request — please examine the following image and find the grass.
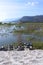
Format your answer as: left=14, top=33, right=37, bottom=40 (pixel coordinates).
left=32, top=41, right=43, bottom=49
left=14, top=22, right=43, bottom=49
left=14, top=22, right=43, bottom=34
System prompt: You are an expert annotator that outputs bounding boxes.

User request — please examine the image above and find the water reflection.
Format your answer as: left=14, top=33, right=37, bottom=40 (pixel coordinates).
left=0, top=25, right=43, bottom=46
left=0, top=25, right=18, bottom=46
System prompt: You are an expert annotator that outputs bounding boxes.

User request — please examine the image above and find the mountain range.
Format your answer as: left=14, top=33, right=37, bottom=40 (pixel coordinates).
left=3, top=15, right=43, bottom=23
left=20, top=15, right=43, bottom=22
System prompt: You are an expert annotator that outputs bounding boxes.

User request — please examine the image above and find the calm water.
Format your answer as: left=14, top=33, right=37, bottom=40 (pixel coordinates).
left=0, top=25, right=43, bottom=46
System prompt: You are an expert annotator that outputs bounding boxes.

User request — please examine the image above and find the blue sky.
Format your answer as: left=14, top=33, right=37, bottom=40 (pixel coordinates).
left=0, top=0, right=43, bottom=21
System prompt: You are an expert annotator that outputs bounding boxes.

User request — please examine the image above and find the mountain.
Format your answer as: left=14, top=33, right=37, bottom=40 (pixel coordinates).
left=2, top=15, right=43, bottom=23
left=20, top=15, right=43, bottom=22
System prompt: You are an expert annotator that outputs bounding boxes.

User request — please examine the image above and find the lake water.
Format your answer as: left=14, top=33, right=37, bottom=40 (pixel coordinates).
left=0, top=25, right=43, bottom=46
left=0, top=25, right=18, bottom=46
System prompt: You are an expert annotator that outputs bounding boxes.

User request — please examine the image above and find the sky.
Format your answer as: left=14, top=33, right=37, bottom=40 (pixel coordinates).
left=0, top=0, right=43, bottom=21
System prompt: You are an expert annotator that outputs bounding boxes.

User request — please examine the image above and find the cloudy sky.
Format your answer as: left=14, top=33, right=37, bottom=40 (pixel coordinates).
left=0, top=0, right=43, bottom=21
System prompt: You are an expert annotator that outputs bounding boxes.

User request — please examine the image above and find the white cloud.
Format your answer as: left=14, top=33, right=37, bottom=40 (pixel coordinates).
left=25, top=2, right=39, bottom=6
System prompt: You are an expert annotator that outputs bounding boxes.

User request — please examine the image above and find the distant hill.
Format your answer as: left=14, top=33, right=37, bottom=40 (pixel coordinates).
left=20, top=15, right=43, bottom=22
left=2, top=15, right=43, bottom=23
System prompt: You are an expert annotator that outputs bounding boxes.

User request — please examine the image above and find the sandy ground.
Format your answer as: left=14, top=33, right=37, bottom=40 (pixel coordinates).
left=0, top=49, right=43, bottom=65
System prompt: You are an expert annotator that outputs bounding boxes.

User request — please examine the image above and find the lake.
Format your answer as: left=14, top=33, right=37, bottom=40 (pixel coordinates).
left=0, top=25, right=43, bottom=46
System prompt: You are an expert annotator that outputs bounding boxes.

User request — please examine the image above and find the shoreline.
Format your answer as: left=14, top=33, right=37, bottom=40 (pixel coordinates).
left=0, top=50, right=43, bottom=65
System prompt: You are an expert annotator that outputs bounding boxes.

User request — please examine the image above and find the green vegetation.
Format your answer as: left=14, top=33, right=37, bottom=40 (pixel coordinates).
left=14, top=22, right=43, bottom=49
left=32, top=41, right=43, bottom=49
left=0, top=22, right=3, bottom=25
left=12, top=42, right=24, bottom=49
left=14, top=22, right=43, bottom=34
